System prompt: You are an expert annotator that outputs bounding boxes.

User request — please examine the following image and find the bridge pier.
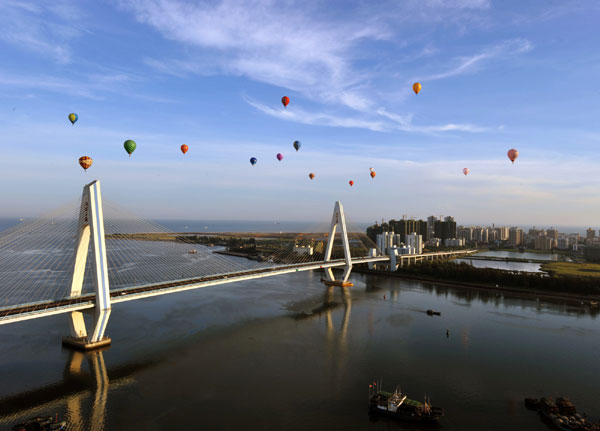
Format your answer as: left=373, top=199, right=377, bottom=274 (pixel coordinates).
left=62, top=181, right=112, bottom=350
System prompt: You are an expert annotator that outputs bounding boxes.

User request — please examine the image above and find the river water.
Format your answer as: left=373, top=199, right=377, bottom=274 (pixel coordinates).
left=455, top=250, right=573, bottom=273
left=1, top=263, right=599, bottom=430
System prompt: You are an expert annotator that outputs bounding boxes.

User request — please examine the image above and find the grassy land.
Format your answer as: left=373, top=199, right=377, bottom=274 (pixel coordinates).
left=541, top=261, right=600, bottom=277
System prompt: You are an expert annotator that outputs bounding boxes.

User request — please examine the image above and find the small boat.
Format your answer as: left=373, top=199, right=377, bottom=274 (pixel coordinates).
left=188, top=249, right=197, bottom=254
left=426, top=310, right=441, bottom=316
left=369, top=385, right=443, bottom=423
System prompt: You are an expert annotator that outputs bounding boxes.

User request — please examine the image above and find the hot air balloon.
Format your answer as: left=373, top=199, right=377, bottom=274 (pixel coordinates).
left=507, top=149, right=519, bottom=164
left=123, top=140, right=136, bottom=157
left=68, top=113, right=78, bottom=125
left=370, top=171, right=376, bottom=179
left=413, top=82, right=422, bottom=94
left=293, top=140, right=301, bottom=151
left=281, top=96, right=290, bottom=108
left=369, top=167, right=374, bottom=172
left=79, top=156, right=92, bottom=171
left=309, top=173, right=315, bottom=180
left=463, top=168, right=470, bottom=176
left=181, top=144, right=189, bottom=154
left=250, top=157, right=257, bottom=166
left=349, top=180, right=354, bottom=187
left=276, top=153, right=283, bottom=161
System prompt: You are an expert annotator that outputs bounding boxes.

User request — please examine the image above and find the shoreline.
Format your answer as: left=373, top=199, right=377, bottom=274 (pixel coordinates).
left=353, top=267, right=600, bottom=304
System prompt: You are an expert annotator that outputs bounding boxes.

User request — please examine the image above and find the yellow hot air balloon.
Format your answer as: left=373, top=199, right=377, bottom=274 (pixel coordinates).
left=413, top=82, right=422, bottom=94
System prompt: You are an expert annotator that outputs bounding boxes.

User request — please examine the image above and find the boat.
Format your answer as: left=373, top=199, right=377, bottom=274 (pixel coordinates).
left=188, top=249, right=197, bottom=254
left=12, top=416, right=66, bottom=431
left=426, top=310, right=441, bottom=316
left=526, top=396, right=600, bottom=431
left=369, top=385, right=443, bottom=422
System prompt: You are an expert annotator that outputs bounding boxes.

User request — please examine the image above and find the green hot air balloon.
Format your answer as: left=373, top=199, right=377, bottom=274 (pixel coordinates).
left=123, top=140, right=136, bottom=157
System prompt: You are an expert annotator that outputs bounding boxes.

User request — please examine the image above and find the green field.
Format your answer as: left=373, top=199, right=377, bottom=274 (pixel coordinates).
left=541, top=262, right=600, bottom=278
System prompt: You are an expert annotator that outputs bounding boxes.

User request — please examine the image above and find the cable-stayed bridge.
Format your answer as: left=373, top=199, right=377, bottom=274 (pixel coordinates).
left=0, top=181, right=391, bottom=349
left=0, top=181, right=474, bottom=350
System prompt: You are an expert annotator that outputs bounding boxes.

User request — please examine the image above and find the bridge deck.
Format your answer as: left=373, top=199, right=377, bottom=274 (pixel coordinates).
left=0, top=257, right=389, bottom=324
left=0, top=249, right=476, bottom=325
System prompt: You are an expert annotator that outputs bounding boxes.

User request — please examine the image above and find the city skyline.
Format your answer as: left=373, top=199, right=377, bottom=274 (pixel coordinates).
left=1, top=1, right=600, bottom=225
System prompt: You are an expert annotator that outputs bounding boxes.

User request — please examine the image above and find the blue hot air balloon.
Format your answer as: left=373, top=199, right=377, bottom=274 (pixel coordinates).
left=293, top=140, right=301, bottom=151
left=250, top=157, right=257, bottom=166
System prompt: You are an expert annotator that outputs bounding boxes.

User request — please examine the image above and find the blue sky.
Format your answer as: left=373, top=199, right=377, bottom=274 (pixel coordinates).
left=1, top=0, right=600, bottom=227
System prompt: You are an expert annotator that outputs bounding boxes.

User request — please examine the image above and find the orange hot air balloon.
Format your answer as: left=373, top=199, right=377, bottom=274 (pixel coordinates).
left=181, top=144, right=189, bottom=154
left=463, top=168, right=470, bottom=176
left=281, top=96, right=290, bottom=108
left=507, top=149, right=519, bottom=164
left=79, top=156, right=92, bottom=171
left=370, top=171, right=376, bottom=179
left=309, top=173, right=315, bottom=180
left=413, top=82, right=422, bottom=94
left=349, top=180, right=354, bottom=187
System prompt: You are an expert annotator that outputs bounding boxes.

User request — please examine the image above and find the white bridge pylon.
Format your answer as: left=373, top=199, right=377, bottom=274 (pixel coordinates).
left=323, top=201, right=353, bottom=283
left=64, top=180, right=112, bottom=349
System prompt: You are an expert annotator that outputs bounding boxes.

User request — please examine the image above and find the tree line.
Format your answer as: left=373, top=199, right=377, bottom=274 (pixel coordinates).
left=396, top=261, right=600, bottom=296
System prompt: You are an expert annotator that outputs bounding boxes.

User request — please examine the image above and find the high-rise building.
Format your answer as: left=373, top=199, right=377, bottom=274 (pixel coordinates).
left=547, top=228, right=558, bottom=242
left=496, top=227, right=509, bottom=241
left=388, top=219, right=428, bottom=243
left=534, top=236, right=553, bottom=251
left=444, top=238, right=464, bottom=247
left=508, top=227, right=524, bottom=246
left=434, top=218, right=457, bottom=241
left=406, top=232, right=423, bottom=254
left=587, top=228, right=596, bottom=241
left=557, top=237, right=570, bottom=250
left=376, top=232, right=395, bottom=254
left=427, top=216, right=438, bottom=241
left=458, top=227, right=473, bottom=243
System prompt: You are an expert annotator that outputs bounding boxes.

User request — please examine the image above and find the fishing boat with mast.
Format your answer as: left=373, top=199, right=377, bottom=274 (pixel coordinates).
left=368, top=381, right=444, bottom=422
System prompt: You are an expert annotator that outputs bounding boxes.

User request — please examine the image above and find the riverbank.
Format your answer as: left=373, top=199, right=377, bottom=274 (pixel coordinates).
left=353, top=266, right=600, bottom=304
left=541, top=261, right=600, bottom=278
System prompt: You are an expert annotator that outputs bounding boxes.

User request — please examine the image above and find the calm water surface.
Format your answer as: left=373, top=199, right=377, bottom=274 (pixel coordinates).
left=1, top=266, right=599, bottom=430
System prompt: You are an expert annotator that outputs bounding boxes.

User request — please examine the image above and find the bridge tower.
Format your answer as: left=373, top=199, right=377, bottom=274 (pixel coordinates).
left=62, top=180, right=112, bottom=350
left=322, top=201, right=353, bottom=287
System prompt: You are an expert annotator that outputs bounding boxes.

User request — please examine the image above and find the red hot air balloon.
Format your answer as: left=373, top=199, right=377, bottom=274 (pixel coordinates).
left=463, top=168, right=469, bottom=176
left=370, top=171, right=376, bottom=179
left=276, top=153, right=284, bottom=161
left=309, top=173, right=315, bottom=180
left=349, top=180, right=354, bottom=187
left=507, top=149, right=519, bottom=164
left=181, top=144, right=189, bottom=154
left=79, top=156, right=92, bottom=171
left=281, top=96, right=290, bottom=108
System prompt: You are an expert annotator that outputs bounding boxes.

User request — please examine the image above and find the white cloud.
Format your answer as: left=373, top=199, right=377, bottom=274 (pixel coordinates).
left=245, top=97, right=489, bottom=134
left=0, top=1, right=87, bottom=63
left=124, top=1, right=530, bottom=134
left=420, top=38, right=533, bottom=81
